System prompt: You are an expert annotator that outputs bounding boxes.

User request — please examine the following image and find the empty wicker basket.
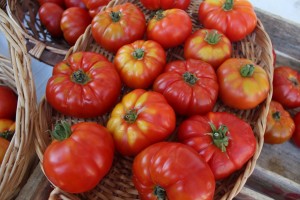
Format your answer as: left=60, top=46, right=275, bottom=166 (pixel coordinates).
left=35, top=0, right=274, bottom=199
left=0, top=9, right=37, bottom=200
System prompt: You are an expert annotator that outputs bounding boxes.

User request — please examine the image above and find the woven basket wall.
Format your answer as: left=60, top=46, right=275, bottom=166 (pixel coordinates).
left=35, top=0, right=274, bottom=199
left=0, top=9, right=37, bottom=200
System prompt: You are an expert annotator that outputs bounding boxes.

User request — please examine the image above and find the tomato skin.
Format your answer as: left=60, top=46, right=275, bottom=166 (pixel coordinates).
left=38, top=0, right=65, bottom=8
left=140, top=0, right=190, bottom=10
left=38, top=3, right=64, bottom=38
left=133, top=142, right=215, bottom=200
left=46, top=52, right=121, bottom=118
left=0, top=119, right=15, bottom=141
left=114, top=40, right=166, bottom=89
left=264, top=101, right=295, bottom=144
left=184, top=29, right=232, bottom=70
left=64, top=0, right=86, bottom=8
left=198, top=0, right=257, bottom=42
left=106, top=89, right=176, bottom=156
left=178, top=112, right=256, bottom=180
left=92, top=3, right=146, bottom=53
left=217, top=58, right=270, bottom=110
left=272, top=66, right=300, bottom=109
left=0, top=137, right=9, bottom=165
left=292, top=112, right=300, bottom=147
left=82, top=0, right=110, bottom=17
left=0, top=85, right=17, bottom=120
left=60, top=7, right=92, bottom=45
left=153, top=59, right=218, bottom=116
left=147, top=9, right=192, bottom=49
left=43, top=122, right=114, bottom=193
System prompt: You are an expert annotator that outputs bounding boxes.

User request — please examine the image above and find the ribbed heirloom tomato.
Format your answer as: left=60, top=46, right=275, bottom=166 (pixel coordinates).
left=82, top=0, right=110, bottom=17
left=106, top=89, right=176, bottom=156
left=0, top=85, right=17, bottom=120
left=198, top=0, right=257, bottom=42
left=133, top=142, right=215, bottom=200
left=43, top=122, right=114, bottom=193
left=92, top=3, right=146, bottom=53
left=46, top=52, right=121, bottom=118
left=264, top=101, right=295, bottom=144
left=153, top=59, right=219, bottom=116
left=114, top=40, right=166, bottom=89
left=178, top=112, right=256, bottom=180
left=139, top=0, right=190, bottom=10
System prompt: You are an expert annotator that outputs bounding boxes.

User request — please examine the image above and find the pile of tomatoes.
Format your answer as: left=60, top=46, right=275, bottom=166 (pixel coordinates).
left=0, top=86, right=17, bottom=165
left=41, top=0, right=271, bottom=199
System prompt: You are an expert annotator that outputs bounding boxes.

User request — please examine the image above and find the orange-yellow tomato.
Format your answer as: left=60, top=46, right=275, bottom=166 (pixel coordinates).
left=0, top=137, right=9, bottom=165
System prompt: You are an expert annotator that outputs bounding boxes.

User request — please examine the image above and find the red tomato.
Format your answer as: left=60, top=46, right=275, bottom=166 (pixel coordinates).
left=38, top=2, right=64, bottom=38
left=147, top=8, right=192, bottom=49
left=114, top=40, right=166, bottom=89
left=0, top=137, right=9, bottom=165
left=198, top=0, right=257, bottom=42
left=184, top=29, right=232, bottom=70
left=92, top=3, right=146, bottom=53
left=272, top=66, right=300, bottom=109
left=292, top=112, right=300, bottom=147
left=140, top=0, right=190, bottom=10
left=217, top=58, right=270, bottom=110
left=0, top=119, right=15, bottom=141
left=64, top=0, right=86, bottom=8
left=106, top=89, right=176, bottom=156
left=264, top=101, right=295, bottom=144
left=46, top=52, right=121, bottom=118
left=178, top=112, right=256, bottom=180
left=82, top=0, right=110, bottom=17
left=0, top=85, right=17, bottom=120
left=38, top=0, right=65, bottom=8
left=133, top=142, right=215, bottom=200
left=43, top=121, right=114, bottom=193
left=60, top=7, right=92, bottom=45
left=153, top=59, right=218, bottom=116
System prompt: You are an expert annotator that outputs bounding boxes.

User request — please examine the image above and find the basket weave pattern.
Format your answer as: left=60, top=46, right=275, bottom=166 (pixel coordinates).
left=35, top=0, right=274, bottom=199
left=0, top=9, right=37, bottom=200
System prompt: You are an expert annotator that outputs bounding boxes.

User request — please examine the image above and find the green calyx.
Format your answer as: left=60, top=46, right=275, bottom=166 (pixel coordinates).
left=0, top=131, right=14, bottom=141
left=183, top=72, right=198, bottom=85
left=223, top=0, right=234, bottom=11
left=240, top=64, right=255, bottom=77
left=154, top=10, right=165, bottom=20
left=132, top=48, right=145, bottom=60
left=209, top=122, right=229, bottom=152
left=71, top=69, right=90, bottom=85
left=272, top=111, right=281, bottom=121
left=51, top=121, right=72, bottom=141
left=204, top=30, right=222, bottom=45
left=110, top=11, right=122, bottom=22
left=124, top=109, right=138, bottom=124
left=154, top=185, right=167, bottom=200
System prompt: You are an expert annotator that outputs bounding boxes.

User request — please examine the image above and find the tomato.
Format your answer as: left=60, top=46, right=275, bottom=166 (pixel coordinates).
left=0, top=119, right=15, bottom=141
left=38, top=3, right=64, bottom=38
left=153, top=59, right=218, bottom=116
left=147, top=9, right=192, bottom=49
left=178, top=112, right=256, bottom=180
left=91, top=3, right=146, bottom=53
left=292, top=112, right=300, bottom=147
left=106, top=89, right=176, bottom=156
left=264, top=101, right=295, bottom=144
left=43, top=121, right=114, bottom=193
left=272, top=66, right=300, bottom=109
left=133, top=142, right=215, bottom=200
left=198, top=0, right=257, bottom=42
left=217, top=58, right=270, bottom=110
left=0, top=85, right=17, bottom=120
left=139, top=0, right=190, bottom=10
left=64, top=0, right=86, bottom=8
left=60, top=7, right=92, bottom=45
left=38, top=0, right=65, bottom=8
left=82, top=0, right=110, bottom=17
left=0, top=137, right=9, bottom=165
left=184, top=29, right=232, bottom=70
left=114, top=40, right=166, bottom=89
left=46, top=52, right=121, bottom=118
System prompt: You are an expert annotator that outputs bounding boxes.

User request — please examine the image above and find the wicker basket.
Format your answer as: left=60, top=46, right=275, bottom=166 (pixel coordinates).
left=6, top=0, right=68, bottom=66
left=0, top=9, right=37, bottom=200
left=35, top=0, right=274, bottom=199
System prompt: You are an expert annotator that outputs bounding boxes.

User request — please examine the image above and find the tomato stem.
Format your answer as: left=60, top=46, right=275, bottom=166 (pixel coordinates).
left=51, top=121, right=72, bottom=141
left=124, top=109, right=138, bottom=124
left=240, top=64, right=255, bottom=77
left=204, top=30, right=222, bottom=45
left=183, top=72, right=198, bottom=85
left=71, top=69, right=90, bottom=85
left=0, top=131, right=14, bottom=141
left=154, top=10, right=165, bottom=20
left=209, top=122, right=229, bottom=152
left=272, top=111, right=281, bottom=121
left=223, top=0, right=234, bottom=11
left=110, top=11, right=121, bottom=22
left=154, top=185, right=166, bottom=200
left=132, top=48, right=145, bottom=60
